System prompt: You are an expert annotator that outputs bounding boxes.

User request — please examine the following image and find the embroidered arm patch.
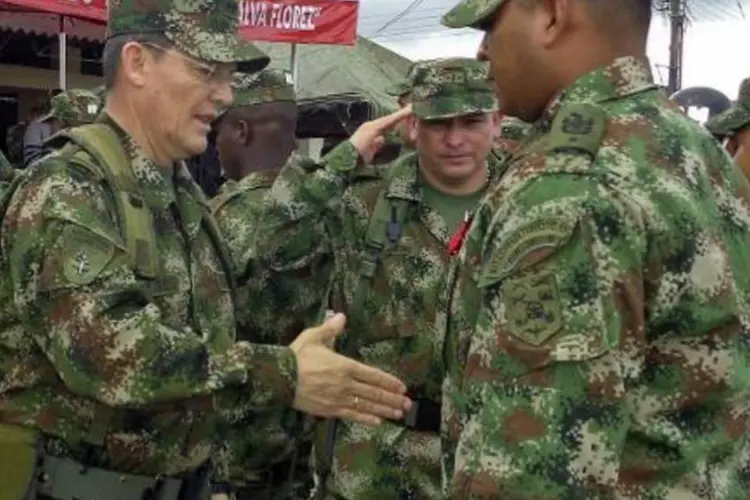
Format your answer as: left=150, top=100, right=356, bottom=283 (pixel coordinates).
left=478, top=215, right=579, bottom=346
left=60, top=224, right=116, bottom=286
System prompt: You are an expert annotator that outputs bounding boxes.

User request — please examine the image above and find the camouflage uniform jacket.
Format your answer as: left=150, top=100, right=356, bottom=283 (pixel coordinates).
left=0, top=149, right=17, bottom=184
left=260, top=144, right=501, bottom=499
left=0, top=117, right=297, bottom=477
left=440, top=56, right=750, bottom=499
left=209, top=158, right=321, bottom=491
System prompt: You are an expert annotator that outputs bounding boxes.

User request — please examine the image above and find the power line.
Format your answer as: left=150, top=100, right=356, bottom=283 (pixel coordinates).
left=366, top=0, right=430, bottom=38
left=362, top=0, right=749, bottom=48
left=375, top=29, right=481, bottom=43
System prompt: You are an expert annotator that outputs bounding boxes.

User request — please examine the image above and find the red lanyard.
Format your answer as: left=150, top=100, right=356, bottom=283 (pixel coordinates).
left=447, top=211, right=472, bottom=256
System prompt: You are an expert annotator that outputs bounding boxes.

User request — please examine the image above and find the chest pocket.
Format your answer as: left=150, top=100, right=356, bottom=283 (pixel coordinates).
left=344, top=193, right=418, bottom=350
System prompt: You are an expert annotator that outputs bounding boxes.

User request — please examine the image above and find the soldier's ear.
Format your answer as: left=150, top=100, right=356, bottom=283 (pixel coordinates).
left=119, top=42, right=150, bottom=88
left=409, top=116, right=418, bottom=143
left=491, top=112, right=501, bottom=136
left=536, top=0, right=573, bottom=49
left=725, top=136, right=739, bottom=157
left=237, top=119, right=253, bottom=146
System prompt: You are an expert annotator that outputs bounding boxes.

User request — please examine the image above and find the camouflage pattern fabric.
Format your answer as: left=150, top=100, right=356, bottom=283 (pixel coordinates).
left=705, top=77, right=750, bottom=137
left=212, top=70, right=312, bottom=496
left=411, top=58, right=497, bottom=120
left=92, top=84, right=107, bottom=108
left=385, top=62, right=416, bottom=98
left=40, top=89, right=101, bottom=125
left=499, top=116, right=530, bottom=142
left=233, top=70, right=296, bottom=107
left=257, top=138, right=500, bottom=498
left=439, top=55, right=750, bottom=498
left=0, top=116, right=297, bottom=477
left=441, top=0, right=505, bottom=29
left=107, top=0, right=269, bottom=73
left=385, top=59, right=439, bottom=100
left=492, top=116, right=531, bottom=162
left=210, top=162, right=320, bottom=496
left=384, top=80, right=411, bottom=99
left=0, top=149, right=17, bottom=183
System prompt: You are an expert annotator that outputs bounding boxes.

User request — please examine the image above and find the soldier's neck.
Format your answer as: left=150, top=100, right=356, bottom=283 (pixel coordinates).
left=239, top=150, right=289, bottom=178
left=105, top=97, right=174, bottom=169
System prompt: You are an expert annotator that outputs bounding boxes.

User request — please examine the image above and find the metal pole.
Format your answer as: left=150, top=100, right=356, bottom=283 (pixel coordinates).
left=667, top=0, right=685, bottom=94
left=58, top=17, right=67, bottom=90
left=290, top=43, right=299, bottom=92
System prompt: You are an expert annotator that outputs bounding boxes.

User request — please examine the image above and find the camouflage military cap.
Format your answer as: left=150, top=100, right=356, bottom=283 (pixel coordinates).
left=41, top=89, right=100, bottom=124
left=442, top=0, right=504, bottom=29
left=410, top=57, right=497, bottom=120
left=107, top=0, right=270, bottom=73
left=232, top=70, right=296, bottom=107
left=385, top=60, right=438, bottom=99
left=705, top=78, right=750, bottom=136
left=385, top=80, right=411, bottom=98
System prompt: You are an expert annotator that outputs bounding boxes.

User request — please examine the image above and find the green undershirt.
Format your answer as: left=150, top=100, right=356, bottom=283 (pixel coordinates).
left=421, top=181, right=486, bottom=234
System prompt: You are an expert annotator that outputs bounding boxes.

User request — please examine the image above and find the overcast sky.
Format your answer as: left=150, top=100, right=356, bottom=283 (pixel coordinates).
left=354, top=0, right=750, bottom=103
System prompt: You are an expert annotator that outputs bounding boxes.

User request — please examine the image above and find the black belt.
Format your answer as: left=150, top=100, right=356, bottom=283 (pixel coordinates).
left=392, top=397, right=441, bottom=434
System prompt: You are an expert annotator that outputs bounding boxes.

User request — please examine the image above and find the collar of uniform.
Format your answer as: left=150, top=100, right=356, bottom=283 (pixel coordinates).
left=538, top=56, right=658, bottom=131
left=235, top=168, right=281, bottom=193
left=99, top=113, right=177, bottom=211
left=384, top=151, right=422, bottom=203
left=216, top=179, right=237, bottom=196
left=175, top=162, right=209, bottom=204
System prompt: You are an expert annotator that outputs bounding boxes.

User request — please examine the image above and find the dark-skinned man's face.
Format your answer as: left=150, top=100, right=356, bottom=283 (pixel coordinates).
left=478, top=1, right=547, bottom=120
left=215, top=102, right=298, bottom=181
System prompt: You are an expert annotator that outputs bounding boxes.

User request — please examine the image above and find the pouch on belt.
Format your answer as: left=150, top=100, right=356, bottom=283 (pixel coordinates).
left=0, top=423, right=39, bottom=500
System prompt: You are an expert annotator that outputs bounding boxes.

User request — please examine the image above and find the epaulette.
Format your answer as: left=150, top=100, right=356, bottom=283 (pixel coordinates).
left=544, top=103, right=605, bottom=159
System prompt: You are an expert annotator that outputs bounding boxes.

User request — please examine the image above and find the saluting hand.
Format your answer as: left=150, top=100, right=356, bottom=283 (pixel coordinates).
left=349, top=105, right=413, bottom=164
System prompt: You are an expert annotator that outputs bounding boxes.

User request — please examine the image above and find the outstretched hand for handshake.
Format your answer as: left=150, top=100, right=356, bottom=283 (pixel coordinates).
left=290, top=313, right=412, bottom=426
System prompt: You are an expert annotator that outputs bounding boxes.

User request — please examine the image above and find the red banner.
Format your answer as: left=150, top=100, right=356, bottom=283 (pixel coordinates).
left=239, top=0, right=358, bottom=46
left=0, top=0, right=106, bottom=22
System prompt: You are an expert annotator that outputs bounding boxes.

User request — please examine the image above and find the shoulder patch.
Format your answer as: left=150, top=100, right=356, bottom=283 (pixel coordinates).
left=502, top=268, right=563, bottom=346
left=545, top=103, right=605, bottom=159
left=61, top=224, right=116, bottom=286
left=479, top=217, right=577, bottom=286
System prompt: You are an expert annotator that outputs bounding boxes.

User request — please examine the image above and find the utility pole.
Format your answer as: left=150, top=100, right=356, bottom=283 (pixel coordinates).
left=667, top=0, right=686, bottom=94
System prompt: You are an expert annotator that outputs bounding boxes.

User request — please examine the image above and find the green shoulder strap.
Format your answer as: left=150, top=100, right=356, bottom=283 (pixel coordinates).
left=55, top=123, right=159, bottom=450
left=60, top=124, right=159, bottom=279
left=178, top=174, right=238, bottom=299
left=349, top=189, right=411, bottom=340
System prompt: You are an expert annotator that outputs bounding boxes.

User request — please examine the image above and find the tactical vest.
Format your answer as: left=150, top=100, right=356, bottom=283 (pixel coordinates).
left=0, top=124, right=236, bottom=498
